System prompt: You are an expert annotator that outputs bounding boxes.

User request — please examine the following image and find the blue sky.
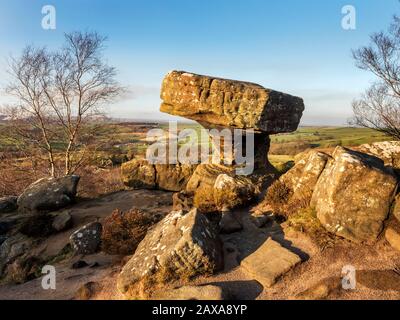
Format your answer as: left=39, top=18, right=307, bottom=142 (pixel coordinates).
left=0, top=0, right=399, bottom=125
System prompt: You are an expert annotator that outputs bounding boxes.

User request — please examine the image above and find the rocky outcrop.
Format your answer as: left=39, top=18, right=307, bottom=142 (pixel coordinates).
left=185, top=164, right=263, bottom=213
left=311, top=147, right=398, bottom=243
left=240, top=238, right=301, bottom=288
left=281, top=150, right=330, bottom=196
left=0, top=234, right=33, bottom=276
left=121, top=159, right=196, bottom=192
left=160, top=71, right=305, bottom=133
left=118, top=209, right=222, bottom=295
left=70, top=222, right=102, bottom=255
left=0, top=196, right=18, bottom=214
left=357, top=141, right=400, bottom=169
left=17, top=175, right=80, bottom=213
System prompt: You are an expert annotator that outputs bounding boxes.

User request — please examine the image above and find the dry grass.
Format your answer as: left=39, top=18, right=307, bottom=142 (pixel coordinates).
left=76, top=166, right=125, bottom=199
left=284, top=207, right=337, bottom=250
left=101, top=208, right=157, bottom=255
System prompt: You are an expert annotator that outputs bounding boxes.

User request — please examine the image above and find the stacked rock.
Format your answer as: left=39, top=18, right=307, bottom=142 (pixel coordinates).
left=160, top=71, right=305, bottom=212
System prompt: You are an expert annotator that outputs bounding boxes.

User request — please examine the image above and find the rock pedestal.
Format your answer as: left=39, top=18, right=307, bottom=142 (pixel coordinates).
left=160, top=71, right=304, bottom=212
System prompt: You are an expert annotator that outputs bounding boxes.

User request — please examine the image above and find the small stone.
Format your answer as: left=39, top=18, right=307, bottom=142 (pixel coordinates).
left=52, top=211, right=73, bottom=232
left=70, top=222, right=102, bottom=255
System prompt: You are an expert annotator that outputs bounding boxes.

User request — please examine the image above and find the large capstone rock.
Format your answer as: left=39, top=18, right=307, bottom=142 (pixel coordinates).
left=160, top=71, right=304, bottom=133
left=121, top=159, right=196, bottom=192
left=118, top=208, right=222, bottom=295
left=311, top=147, right=398, bottom=243
left=17, top=175, right=80, bottom=213
left=70, top=222, right=102, bottom=255
left=281, top=150, right=331, bottom=196
left=0, top=196, right=18, bottom=214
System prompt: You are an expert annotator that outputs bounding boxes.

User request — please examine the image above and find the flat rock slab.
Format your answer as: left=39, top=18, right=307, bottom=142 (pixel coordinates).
left=160, top=70, right=304, bottom=133
left=152, top=285, right=225, bottom=300
left=240, top=238, right=301, bottom=288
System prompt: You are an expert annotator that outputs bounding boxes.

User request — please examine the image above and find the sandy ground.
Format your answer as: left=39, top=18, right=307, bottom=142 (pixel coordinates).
left=2, top=189, right=400, bottom=300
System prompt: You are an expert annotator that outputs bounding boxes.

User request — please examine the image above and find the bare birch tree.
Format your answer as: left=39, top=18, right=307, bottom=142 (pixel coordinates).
left=3, top=31, right=122, bottom=177
left=351, top=15, right=400, bottom=139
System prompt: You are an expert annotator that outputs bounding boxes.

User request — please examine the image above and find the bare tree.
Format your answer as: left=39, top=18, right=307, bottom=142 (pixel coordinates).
left=351, top=15, right=400, bottom=139
left=3, top=31, right=122, bottom=177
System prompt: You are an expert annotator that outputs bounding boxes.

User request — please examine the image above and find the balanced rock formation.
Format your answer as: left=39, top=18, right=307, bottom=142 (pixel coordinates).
left=121, top=159, right=197, bottom=192
left=17, top=175, right=80, bottom=213
left=160, top=71, right=304, bottom=212
left=311, top=147, right=398, bottom=243
left=118, top=208, right=222, bottom=296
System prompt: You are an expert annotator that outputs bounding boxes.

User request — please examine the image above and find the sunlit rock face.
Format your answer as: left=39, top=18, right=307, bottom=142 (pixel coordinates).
left=311, top=147, right=398, bottom=243
left=160, top=70, right=304, bottom=134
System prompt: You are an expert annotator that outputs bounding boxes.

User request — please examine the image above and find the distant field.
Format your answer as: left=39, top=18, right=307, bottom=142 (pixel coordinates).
left=269, top=126, right=392, bottom=167
left=0, top=122, right=393, bottom=168
left=270, top=126, right=389, bottom=147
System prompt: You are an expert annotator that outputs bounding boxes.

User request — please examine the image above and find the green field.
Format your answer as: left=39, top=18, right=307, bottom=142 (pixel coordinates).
left=0, top=122, right=394, bottom=169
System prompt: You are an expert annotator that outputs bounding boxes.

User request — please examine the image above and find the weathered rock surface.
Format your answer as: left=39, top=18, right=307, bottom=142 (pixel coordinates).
left=295, top=276, right=342, bottom=300
left=52, top=211, right=73, bottom=232
left=118, top=209, right=222, bottom=295
left=186, top=164, right=262, bottom=212
left=160, top=71, right=304, bottom=133
left=70, top=222, right=102, bottom=255
left=153, top=284, right=225, bottom=300
left=17, top=175, right=80, bottom=212
left=121, top=159, right=196, bottom=192
left=214, top=174, right=257, bottom=211
left=311, top=147, right=398, bottom=243
left=240, top=238, right=301, bottom=288
left=385, top=227, right=400, bottom=251
left=0, top=196, right=18, bottom=214
left=281, top=150, right=330, bottom=196
left=393, top=196, right=400, bottom=223
left=0, top=234, right=32, bottom=275
left=358, top=141, right=400, bottom=169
